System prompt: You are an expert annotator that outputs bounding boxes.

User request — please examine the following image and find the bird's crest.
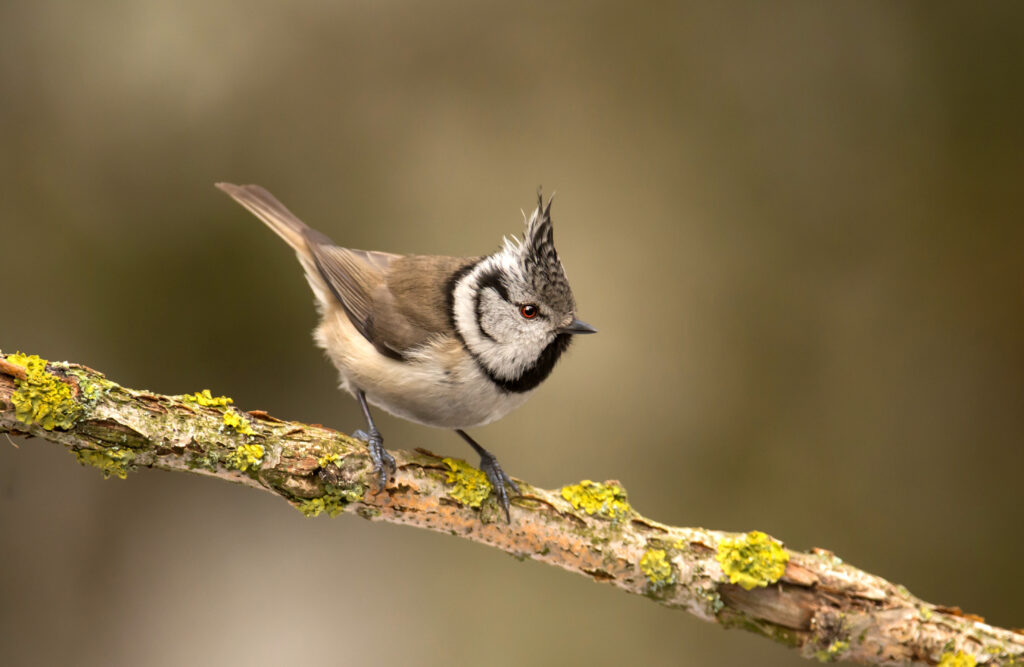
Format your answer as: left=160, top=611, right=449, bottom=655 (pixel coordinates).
left=518, top=190, right=575, bottom=315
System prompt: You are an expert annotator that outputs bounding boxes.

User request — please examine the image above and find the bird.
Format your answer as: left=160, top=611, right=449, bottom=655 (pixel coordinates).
left=216, top=183, right=596, bottom=520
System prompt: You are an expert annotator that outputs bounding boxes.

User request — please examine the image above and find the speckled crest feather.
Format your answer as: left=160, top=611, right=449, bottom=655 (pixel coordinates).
left=520, top=193, right=575, bottom=315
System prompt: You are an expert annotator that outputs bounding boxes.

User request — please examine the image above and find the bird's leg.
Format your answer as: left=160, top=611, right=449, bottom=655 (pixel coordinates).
left=455, top=429, right=521, bottom=522
left=352, top=389, right=396, bottom=491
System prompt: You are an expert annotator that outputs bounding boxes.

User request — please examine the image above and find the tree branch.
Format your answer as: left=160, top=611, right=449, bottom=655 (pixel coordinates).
left=1, top=351, right=1020, bottom=666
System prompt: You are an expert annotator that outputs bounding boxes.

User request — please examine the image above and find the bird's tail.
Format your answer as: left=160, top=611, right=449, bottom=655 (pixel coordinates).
left=216, top=182, right=344, bottom=310
left=216, top=182, right=318, bottom=254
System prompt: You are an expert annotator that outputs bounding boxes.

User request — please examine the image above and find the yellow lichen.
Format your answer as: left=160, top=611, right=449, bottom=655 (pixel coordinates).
left=715, top=531, right=789, bottom=590
left=74, top=447, right=134, bottom=480
left=815, top=640, right=850, bottom=662
left=223, top=408, right=255, bottom=435
left=318, top=452, right=343, bottom=468
left=443, top=458, right=491, bottom=509
left=938, top=651, right=977, bottom=667
left=560, top=480, right=631, bottom=521
left=227, top=443, right=264, bottom=471
left=7, top=353, right=82, bottom=430
left=297, top=497, right=327, bottom=517
left=182, top=389, right=233, bottom=407
left=640, top=548, right=675, bottom=591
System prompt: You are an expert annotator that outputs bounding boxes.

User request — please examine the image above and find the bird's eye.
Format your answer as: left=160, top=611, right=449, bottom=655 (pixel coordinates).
left=520, top=304, right=538, bottom=319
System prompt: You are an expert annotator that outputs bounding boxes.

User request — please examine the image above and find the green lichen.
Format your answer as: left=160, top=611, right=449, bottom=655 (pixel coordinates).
left=333, top=483, right=365, bottom=505
left=187, top=449, right=221, bottom=471
left=715, top=531, right=789, bottom=590
left=443, top=457, right=491, bottom=509
left=227, top=443, right=264, bottom=471
left=640, top=548, right=675, bottom=591
left=560, top=480, right=631, bottom=521
left=182, top=389, right=233, bottom=407
left=938, top=651, right=976, bottom=667
left=223, top=408, right=255, bottom=435
left=70, top=371, right=103, bottom=403
left=815, top=640, right=850, bottom=663
left=74, top=447, right=135, bottom=479
left=297, top=483, right=365, bottom=518
left=8, top=353, right=82, bottom=430
left=717, top=608, right=804, bottom=648
left=356, top=505, right=381, bottom=520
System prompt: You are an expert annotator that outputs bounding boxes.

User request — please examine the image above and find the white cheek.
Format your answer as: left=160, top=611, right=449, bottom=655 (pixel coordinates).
left=504, top=318, right=554, bottom=366
left=452, top=253, right=560, bottom=381
left=511, top=318, right=548, bottom=345
left=478, top=295, right=512, bottom=340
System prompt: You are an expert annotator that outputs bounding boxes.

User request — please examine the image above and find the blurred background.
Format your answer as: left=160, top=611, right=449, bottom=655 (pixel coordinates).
left=2, top=1, right=1022, bottom=665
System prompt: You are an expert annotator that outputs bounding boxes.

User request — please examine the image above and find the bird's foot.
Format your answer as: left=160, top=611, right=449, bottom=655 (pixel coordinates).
left=477, top=451, right=521, bottom=522
left=353, top=428, right=396, bottom=491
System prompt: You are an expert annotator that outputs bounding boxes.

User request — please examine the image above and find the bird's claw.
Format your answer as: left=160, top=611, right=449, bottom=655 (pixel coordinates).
left=353, top=428, right=396, bottom=492
left=478, top=452, right=520, bottom=522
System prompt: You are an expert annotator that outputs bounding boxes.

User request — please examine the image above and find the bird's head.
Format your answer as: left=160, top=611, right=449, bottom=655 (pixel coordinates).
left=452, top=193, right=595, bottom=392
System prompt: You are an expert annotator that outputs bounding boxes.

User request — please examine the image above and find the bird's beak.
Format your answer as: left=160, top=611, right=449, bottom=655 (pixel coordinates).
left=558, top=318, right=598, bottom=335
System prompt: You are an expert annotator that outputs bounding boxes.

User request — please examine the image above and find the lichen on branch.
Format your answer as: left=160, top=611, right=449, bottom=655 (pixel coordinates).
left=1, top=350, right=1022, bottom=667
left=7, top=353, right=83, bottom=430
left=715, top=531, right=789, bottom=591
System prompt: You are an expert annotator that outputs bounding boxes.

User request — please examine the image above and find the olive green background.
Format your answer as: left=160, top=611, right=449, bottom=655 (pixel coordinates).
left=2, top=2, right=1022, bottom=665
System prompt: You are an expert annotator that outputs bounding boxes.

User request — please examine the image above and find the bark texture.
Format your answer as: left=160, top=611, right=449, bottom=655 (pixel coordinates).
left=1, top=351, right=1021, bottom=666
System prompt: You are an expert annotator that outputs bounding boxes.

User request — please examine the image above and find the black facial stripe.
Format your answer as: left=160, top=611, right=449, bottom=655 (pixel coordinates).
left=476, top=267, right=511, bottom=303
left=473, top=289, right=496, bottom=342
left=467, top=333, right=573, bottom=394
left=447, top=256, right=570, bottom=393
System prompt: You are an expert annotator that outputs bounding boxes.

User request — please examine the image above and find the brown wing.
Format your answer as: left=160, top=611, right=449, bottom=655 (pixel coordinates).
left=308, top=244, right=396, bottom=342
left=384, top=254, right=480, bottom=338
left=309, top=243, right=477, bottom=359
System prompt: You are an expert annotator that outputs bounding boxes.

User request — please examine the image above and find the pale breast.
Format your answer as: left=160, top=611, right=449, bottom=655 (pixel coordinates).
left=314, top=305, right=533, bottom=429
